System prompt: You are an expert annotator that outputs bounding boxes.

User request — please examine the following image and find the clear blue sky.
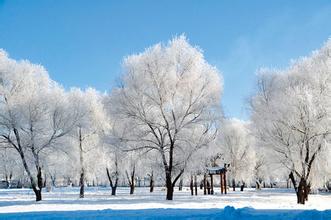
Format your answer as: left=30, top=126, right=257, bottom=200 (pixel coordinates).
left=0, top=0, right=330, bottom=119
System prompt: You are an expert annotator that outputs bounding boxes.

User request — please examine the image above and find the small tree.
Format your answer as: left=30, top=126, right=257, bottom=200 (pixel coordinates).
left=218, top=119, right=256, bottom=191
left=68, top=88, right=107, bottom=198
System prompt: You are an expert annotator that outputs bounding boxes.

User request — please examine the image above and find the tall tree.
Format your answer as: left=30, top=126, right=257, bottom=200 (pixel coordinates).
left=250, top=40, right=331, bottom=204
left=0, top=50, right=77, bottom=201
left=107, top=36, right=222, bottom=200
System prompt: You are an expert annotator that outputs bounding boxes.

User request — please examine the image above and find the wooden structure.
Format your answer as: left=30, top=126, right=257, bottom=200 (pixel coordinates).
left=206, top=165, right=228, bottom=194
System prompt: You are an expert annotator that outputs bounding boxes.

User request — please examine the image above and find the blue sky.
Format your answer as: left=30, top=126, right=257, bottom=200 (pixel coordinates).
left=0, top=0, right=330, bottom=119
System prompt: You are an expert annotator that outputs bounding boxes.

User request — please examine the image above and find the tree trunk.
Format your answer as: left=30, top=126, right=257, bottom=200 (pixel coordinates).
left=13, top=128, right=43, bottom=201
left=297, top=178, right=309, bottom=204
left=79, top=168, right=85, bottom=198
left=220, top=173, right=224, bottom=194
left=161, top=141, right=184, bottom=200
left=194, top=175, right=198, bottom=196
left=110, top=186, right=116, bottom=195
left=289, top=172, right=310, bottom=205
left=240, top=182, right=245, bottom=191
left=126, top=166, right=135, bottom=195
left=130, top=183, right=135, bottom=195
left=232, top=179, right=235, bottom=191
left=190, top=175, right=194, bottom=196
left=203, top=174, right=207, bottom=195
left=33, top=167, right=43, bottom=201
left=256, top=181, right=261, bottom=190
left=210, top=174, right=214, bottom=195
left=106, top=168, right=118, bottom=196
left=33, top=188, right=42, bottom=202
left=79, top=127, right=85, bottom=198
left=150, top=171, right=154, bottom=193
left=166, top=174, right=174, bottom=200
left=224, top=171, right=227, bottom=194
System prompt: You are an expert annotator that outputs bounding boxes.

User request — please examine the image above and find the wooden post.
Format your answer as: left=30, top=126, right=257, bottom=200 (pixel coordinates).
left=203, top=174, right=207, bottom=195
left=224, top=170, right=227, bottom=194
left=210, top=174, right=214, bottom=195
left=220, top=173, right=224, bottom=194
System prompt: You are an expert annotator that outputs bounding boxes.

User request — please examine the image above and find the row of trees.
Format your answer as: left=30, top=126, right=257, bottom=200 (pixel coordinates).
left=0, top=37, right=330, bottom=204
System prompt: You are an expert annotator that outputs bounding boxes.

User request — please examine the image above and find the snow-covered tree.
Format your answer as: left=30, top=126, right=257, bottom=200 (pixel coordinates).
left=218, top=119, right=256, bottom=191
left=250, top=39, right=331, bottom=204
left=0, top=50, right=77, bottom=201
left=107, top=36, right=222, bottom=200
left=67, top=88, right=107, bottom=198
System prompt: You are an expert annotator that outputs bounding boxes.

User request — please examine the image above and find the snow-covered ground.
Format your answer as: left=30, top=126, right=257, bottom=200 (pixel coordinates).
left=0, top=187, right=330, bottom=219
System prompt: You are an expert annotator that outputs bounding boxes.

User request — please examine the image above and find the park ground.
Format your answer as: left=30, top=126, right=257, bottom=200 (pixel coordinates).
left=0, top=187, right=330, bottom=219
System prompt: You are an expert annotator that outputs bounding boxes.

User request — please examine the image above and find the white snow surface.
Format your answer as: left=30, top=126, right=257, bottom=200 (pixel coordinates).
left=0, top=187, right=330, bottom=214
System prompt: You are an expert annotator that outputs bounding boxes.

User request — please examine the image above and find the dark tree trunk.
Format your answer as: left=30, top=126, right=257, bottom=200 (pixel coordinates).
left=297, top=178, right=310, bottom=204
left=33, top=167, right=43, bottom=201
left=33, top=188, right=42, bottom=202
left=289, top=172, right=310, bottom=204
left=256, top=181, right=261, bottom=190
left=160, top=139, right=184, bottom=200
left=79, top=168, right=85, bottom=198
left=166, top=186, right=174, bottom=200
left=130, top=185, right=134, bottom=194
left=166, top=174, right=174, bottom=200
left=203, top=174, right=207, bottom=195
left=150, top=171, right=154, bottom=193
left=210, top=174, right=214, bottom=195
left=240, top=182, right=245, bottom=191
left=106, top=168, right=118, bottom=196
left=232, top=179, right=235, bottom=191
left=190, top=175, right=194, bottom=196
left=126, top=166, right=135, bottom=195
left=224, top=171, right=227, bottom=194
left=111, top=186, right=117, bottom=195
left=194, top=175, right=198, bottom=196
left=78, top=127, right=85, bottom=198
left=207, top=180, right=211, bottom=194
left=13, top=128, right=43, bottom=201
